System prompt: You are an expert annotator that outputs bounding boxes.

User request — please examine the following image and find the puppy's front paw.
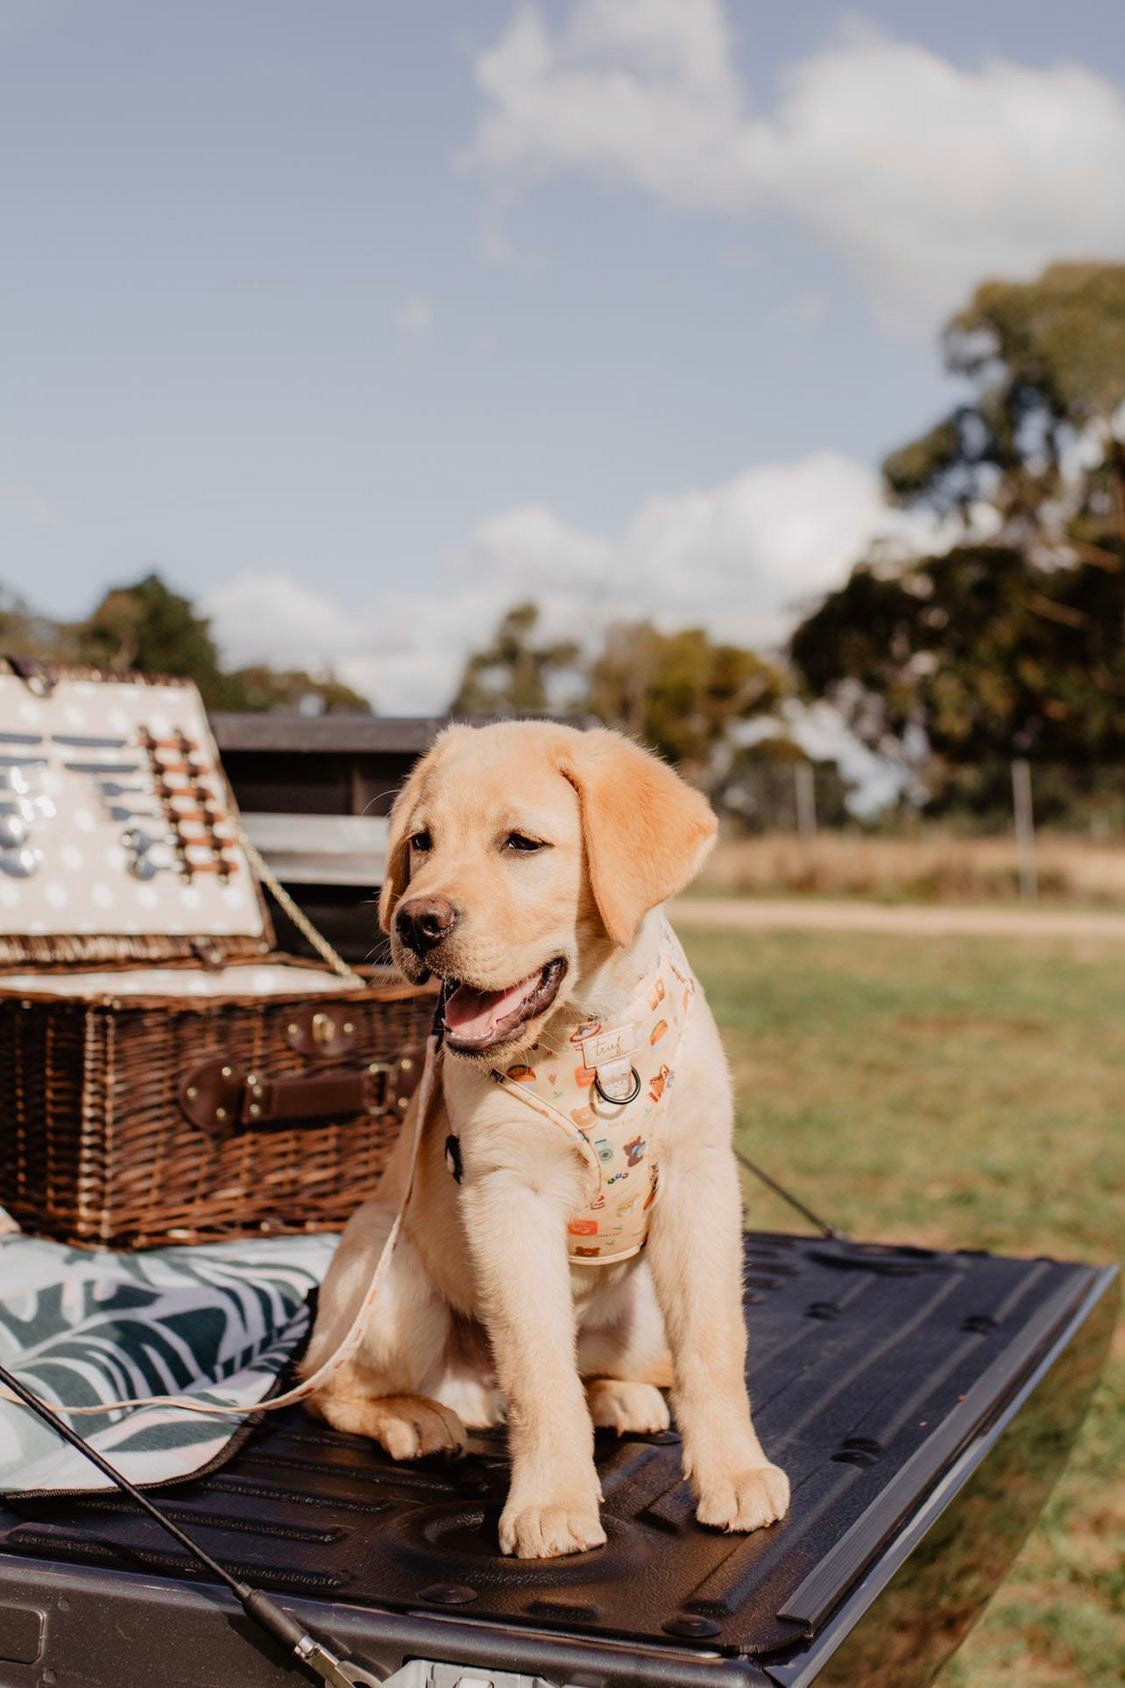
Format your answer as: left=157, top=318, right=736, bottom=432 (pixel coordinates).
left=499, top=1496, right=607, bottom=1559
left=362, top=1394, right=467, bottom=1460
left=587, top=1378, right=670, bottom=1435
left=695, top=1463, right=790, bottom=1533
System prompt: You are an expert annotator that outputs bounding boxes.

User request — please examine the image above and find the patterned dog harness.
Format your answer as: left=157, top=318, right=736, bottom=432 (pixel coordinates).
left=446, top=920, right=697, bottom=1265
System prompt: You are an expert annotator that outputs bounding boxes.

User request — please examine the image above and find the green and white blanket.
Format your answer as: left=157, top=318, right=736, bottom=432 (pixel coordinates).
left=0, top=1233, right=337, bottom=1495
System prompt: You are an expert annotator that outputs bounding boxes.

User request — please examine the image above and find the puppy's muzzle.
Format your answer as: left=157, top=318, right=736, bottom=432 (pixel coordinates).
left=395, top=895, right=460, bottom=956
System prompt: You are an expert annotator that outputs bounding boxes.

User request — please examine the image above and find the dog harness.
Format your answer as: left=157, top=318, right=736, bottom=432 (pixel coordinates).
left=446, top=920, right=697, bottom=1265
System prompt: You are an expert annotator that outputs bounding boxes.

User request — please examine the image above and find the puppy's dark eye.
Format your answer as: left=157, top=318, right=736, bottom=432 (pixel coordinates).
left=409, top=829, right=432, bottom=853
left=504, top=831, right=548, bottom=854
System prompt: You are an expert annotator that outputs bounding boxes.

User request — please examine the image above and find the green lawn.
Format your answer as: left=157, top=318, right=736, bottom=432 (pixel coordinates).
left=682, top=927, right=1124, bottom=1688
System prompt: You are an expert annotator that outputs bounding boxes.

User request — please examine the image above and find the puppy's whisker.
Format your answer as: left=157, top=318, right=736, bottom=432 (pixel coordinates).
left=526, top=1032, right=573, bottom=1058
left=361, top=789, right=402, bottom=817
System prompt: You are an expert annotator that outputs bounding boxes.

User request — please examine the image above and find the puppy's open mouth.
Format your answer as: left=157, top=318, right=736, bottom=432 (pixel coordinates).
left=442, top=957, right=566, bottom=1055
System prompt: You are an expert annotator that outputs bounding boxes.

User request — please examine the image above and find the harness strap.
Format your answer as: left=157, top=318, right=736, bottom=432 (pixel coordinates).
left=491, top=1074, right=604, bottom=1193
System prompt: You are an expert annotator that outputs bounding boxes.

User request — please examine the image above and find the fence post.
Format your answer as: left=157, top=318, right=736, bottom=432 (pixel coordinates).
left=1011, top=758, right=1038, bottom=903
left=795, top=762, right=817, bottom=843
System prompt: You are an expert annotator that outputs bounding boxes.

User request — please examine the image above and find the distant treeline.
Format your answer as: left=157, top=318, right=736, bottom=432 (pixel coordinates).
left=1, top=572, right=371, bottom=716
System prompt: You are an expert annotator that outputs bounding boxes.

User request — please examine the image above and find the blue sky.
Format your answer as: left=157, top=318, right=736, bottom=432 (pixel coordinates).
left=2, top=0, right=1124, bottom=709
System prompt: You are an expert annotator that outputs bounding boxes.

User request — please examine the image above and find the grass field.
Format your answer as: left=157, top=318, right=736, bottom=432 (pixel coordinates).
left=682, top=925, right=1123, bottom=1688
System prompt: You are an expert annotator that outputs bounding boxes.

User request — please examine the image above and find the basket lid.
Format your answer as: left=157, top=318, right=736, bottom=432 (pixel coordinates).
left=0, top=663, right=275, bottom=965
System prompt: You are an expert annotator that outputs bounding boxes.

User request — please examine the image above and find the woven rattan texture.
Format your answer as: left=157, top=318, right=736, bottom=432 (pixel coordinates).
left=0, top=975, right=433, bottom=1249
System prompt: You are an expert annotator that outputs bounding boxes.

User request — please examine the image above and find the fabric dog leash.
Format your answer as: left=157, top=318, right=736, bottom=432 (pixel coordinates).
left=0, top=1034, right=440, bottom=1422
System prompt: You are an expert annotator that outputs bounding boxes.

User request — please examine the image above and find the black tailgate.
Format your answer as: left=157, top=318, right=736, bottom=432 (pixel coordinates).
left=0, top=1233, right=1114, bottom=1687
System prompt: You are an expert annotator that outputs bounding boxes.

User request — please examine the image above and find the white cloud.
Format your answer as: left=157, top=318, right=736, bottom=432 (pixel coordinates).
left=201, top=571, right=501, bottom=716
left=464, top=0, right=749, bottom=212
left=462, top=1, right=1125, bottom=328
left=394, top=293, right=433, bottom=335
left=785, top=699, right=914, bottom=817
left=202, top=449, right=943, bottom=714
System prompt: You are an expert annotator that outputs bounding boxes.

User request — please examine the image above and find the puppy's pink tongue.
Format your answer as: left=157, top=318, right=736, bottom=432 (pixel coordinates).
left=444, top=974, right=537, bottom=1043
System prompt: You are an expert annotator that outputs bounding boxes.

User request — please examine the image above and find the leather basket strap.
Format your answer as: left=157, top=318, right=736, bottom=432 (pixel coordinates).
left=179, top=1051, right=421, bottom=1137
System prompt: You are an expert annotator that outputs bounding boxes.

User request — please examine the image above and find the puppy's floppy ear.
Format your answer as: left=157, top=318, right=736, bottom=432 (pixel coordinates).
left=558, top=729, right=717, bottom=947
left=377, top=733, right=456, bottom=934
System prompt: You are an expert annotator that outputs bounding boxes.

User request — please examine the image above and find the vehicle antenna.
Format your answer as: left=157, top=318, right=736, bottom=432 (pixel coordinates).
left=0, top=1360, right=383, bottom=1687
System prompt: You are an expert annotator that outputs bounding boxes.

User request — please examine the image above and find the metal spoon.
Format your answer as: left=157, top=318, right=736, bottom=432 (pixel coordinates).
left=0, top=812, right=30, bottom=847
left=122, top=826, right=176, bottom=855
left=129, top=854, right=233, bottom=880
left=99, top=780, right=152, bottom=799
left=128, top=854, right=184, bottom=881
left=107, top=804, right=161, bottom=824
left=0, top=844, right=41, bottom=878
left=52, top=733, right=131, bottom=749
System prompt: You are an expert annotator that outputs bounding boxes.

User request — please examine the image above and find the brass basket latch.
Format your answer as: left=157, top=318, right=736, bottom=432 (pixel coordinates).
left=284, top=1004, right=359, bottom=1058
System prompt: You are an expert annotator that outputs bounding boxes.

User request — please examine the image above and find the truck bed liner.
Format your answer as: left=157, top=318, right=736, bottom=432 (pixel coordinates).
left=0, top=1233, right=1114, bottom=1687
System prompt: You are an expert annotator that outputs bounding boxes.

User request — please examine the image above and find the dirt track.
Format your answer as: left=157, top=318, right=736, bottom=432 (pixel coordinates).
left=671, top=896, right=1125, bottom=940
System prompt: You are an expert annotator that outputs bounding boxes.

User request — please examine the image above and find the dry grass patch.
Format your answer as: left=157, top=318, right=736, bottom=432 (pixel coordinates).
left=701, top=832, right=1125, bottom=906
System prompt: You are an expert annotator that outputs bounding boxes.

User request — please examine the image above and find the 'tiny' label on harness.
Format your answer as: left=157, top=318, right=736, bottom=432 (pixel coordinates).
left=580, top=1024, right=636, bottom=1067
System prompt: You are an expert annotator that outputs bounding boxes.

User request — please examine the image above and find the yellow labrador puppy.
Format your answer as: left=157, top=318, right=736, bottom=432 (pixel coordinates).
left=303, top=721, right=789, bottom=1559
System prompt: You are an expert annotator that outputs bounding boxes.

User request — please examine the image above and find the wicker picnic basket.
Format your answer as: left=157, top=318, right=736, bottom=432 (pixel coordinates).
left=0, top=661, right=434, bottom=1248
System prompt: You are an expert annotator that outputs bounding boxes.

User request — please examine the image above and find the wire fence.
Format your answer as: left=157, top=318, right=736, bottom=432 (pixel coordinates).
left=710, top=758, right=1125, bottom=905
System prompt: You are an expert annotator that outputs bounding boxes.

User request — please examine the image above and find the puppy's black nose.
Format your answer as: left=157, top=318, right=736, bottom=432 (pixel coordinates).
left=396, top=895, right=459, bottom=953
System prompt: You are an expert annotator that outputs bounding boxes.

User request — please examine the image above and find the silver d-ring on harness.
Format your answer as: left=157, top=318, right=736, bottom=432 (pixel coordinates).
left=594, top=1065, right=642, bottom=1106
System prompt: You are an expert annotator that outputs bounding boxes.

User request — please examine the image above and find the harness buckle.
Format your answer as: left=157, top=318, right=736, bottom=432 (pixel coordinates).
left=593, top=1061, right=642, bottom=1106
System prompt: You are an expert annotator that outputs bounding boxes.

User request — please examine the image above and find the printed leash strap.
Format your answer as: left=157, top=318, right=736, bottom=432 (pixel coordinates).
left=0, top=1034, right=440, bottom=1422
